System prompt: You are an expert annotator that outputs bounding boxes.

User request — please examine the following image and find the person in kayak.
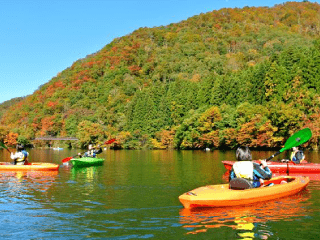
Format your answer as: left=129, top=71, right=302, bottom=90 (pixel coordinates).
left=10, top=144, right=29, bottom=165
left=81, top=144, right=102, bottom=158
left=290, top=147, right=306, bottom=164
left=229, top=146, right=272, bottom=188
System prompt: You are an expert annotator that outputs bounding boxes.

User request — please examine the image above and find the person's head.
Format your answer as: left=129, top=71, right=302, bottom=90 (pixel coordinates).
left=16, top=144, right=25, bottom=152
left=88, top=144, right=93, bottom=150
left=295, top=150, right=305, bottom=161
left=292, top=147, right=298, bottom=151
left=236, top=146, right=252, bottom=161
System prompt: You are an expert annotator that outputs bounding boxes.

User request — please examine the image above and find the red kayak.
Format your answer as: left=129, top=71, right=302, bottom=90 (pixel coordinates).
left=222, top=160, right=320, bottom=174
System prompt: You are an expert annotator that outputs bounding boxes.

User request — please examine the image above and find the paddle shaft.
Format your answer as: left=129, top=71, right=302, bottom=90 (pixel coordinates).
left=266, top=151, right=281, bottom=161
left=3, top=147, right=11, bottom=154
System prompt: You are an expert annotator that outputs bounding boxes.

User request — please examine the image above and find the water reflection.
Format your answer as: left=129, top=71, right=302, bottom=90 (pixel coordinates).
left=71, top=166, right=101, bottom=183
left=179, top=190, right=311, bottom=238
left=0, top=170, right=58, bottom=207
left=0, top=171, right=58, bottom=183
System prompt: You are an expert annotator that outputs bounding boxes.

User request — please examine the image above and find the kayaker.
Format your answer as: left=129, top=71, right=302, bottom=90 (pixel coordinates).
left=229, top=146, right=272, bottom=188
left=82, top=144, right=102, bottom=158
left=95, top=144, right=102, bottom=155
left=10, top=144, right=29, bottom=165
left=290, top=147, right=306, bottom=164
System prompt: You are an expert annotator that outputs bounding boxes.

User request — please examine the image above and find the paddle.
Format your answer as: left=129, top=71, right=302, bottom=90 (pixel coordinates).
left=61, top=138, right=116, bottom=163
left=104, top=138, right=116, bottom=145
left=266, top=128, right=312, bottom=161
left=0, top=142, right=11, bottom=154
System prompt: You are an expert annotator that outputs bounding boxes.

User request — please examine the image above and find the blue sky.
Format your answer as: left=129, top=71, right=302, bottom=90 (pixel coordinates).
left=0, top=0, right=314, bottom=104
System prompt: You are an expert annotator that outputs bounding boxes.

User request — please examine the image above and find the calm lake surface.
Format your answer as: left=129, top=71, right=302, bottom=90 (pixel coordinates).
left=0, top=148, right=320, bottom=239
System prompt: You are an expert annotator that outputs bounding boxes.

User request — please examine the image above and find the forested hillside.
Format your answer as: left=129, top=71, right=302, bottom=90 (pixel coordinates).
left=1, top=1, right=320, bottom=150
left=0, top=97, right=24, bottom=119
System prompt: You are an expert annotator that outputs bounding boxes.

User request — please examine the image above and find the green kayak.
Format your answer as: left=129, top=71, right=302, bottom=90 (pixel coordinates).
left=70, top=157, right=105, bottom=167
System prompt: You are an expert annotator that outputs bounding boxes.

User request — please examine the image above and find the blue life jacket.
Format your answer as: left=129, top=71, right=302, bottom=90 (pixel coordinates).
left=21, top=150, right=28, bottom=159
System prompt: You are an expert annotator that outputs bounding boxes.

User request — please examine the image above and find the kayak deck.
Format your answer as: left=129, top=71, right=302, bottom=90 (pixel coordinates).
left=0, top=162, right=59, bottom=171
left=70, top=157, right=105, bottom=167
left=179, top=176, right=309, bottom=209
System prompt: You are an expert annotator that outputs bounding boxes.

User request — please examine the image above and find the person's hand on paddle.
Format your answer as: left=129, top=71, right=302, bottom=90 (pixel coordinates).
left=259, top=178, right=265, bottom=186
left=260, top=159, right=267, bottom=168
left=281, top=159, right=290, bottom=163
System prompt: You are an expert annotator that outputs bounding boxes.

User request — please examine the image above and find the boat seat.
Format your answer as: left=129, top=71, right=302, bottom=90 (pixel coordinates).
left=229, top=178, right=253, bottom=190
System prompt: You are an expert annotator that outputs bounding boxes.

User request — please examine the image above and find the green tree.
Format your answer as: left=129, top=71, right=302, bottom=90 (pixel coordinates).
left=76, top=120, right=106, bottom=148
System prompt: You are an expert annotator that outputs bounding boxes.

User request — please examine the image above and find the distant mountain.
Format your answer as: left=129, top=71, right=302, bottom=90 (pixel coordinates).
left=1, top=1, right=320, bottom=150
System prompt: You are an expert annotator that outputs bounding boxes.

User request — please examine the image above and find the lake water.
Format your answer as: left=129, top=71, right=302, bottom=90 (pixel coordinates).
left=0, top=148, right=319, bottom=239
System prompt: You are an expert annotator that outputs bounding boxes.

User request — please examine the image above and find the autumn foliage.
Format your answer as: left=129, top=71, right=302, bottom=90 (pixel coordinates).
left=1, top=2, right=320, bottom=150
left=4, top=132, right=18, bottom=147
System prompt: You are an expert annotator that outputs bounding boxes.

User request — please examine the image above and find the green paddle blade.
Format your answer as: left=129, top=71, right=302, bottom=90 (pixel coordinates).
left=280, top=128, right=312, bottom=153
left=0, top=142, right=8, bottom=149
left=0, top=142, right=11, bottom=153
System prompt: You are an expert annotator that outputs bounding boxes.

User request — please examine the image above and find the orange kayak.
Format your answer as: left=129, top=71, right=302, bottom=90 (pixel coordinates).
left=179, top=176, right=309, bottom=209
left=0, top=162, right=59, bottom=171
